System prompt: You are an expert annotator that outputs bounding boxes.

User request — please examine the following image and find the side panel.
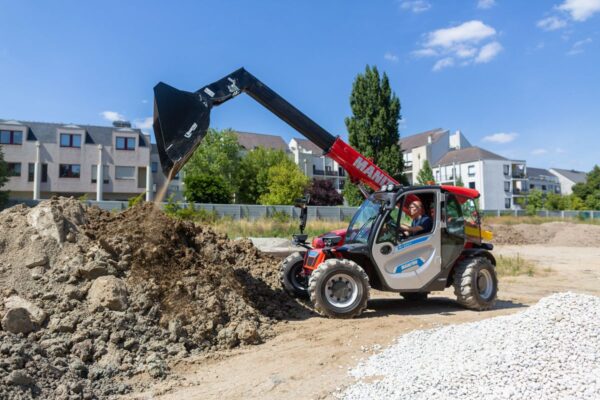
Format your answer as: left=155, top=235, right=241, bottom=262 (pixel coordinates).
left=371, top=190, right=442, bottom=291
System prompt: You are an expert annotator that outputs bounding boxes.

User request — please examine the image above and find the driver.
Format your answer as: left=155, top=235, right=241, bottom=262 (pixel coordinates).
left=401, top=200, right=432, bottom=236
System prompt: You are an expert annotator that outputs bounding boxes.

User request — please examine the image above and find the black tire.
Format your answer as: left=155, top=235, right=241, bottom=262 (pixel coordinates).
left=400, top=292, right=429, bottom=301
left=280, top=252, right=309, bottom=299
left=453, top=256, right=498, bottom=311
left=308, top=258, right=370, bottom=319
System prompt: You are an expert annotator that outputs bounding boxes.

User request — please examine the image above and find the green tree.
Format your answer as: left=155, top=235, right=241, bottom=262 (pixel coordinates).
left=545, top=192, right=562, bottom=210
left=182, top=128, right=241, bottom=203
left=237, top=147, right=292, bottom=204
left=417, top=160, right=435, bottom=185
left=0, top=146, right=9, bottom=207
left=526, top=189, right=544, bottom=215
left=572, top=165, right=600, bottom=200
left=184, top=173, right=232, bottom=204
left=343, top=65, right=405, bottom=205
left=454, top=176, right=464, bottom=187
left=258, top=163, right=309, bottom=205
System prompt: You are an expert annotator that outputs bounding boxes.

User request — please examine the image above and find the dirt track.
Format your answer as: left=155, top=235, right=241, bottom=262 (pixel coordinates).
left=128, top=244, right=600, bottom=400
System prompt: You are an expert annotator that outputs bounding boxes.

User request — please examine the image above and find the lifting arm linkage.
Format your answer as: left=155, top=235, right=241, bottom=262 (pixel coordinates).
left=153, top=67, right=398, bottom=190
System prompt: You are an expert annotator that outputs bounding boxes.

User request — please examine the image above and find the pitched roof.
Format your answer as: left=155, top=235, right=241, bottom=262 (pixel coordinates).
left=399, top=128, right=446, bottom=151
left=292, top=138, right=323, bottom=154
left=0, top=119, right=149, bottom=148
left=527, top=167, right=553, bottom=178
left=234, top=131, right=288, bottom=151
left=435, top=146, right=507, bottom=166
left=550, top=168, right=587, bottom=184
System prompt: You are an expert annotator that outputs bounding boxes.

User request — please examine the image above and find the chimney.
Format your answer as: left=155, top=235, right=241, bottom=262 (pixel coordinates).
left=427, top=135, right=432, bottom=144
left=112, top=120, right=132, bottom=128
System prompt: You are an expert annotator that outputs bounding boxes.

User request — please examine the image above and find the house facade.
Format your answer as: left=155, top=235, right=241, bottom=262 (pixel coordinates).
left=288, top=138, right=347, bottom=191
left=527, top=167, right=561, bottom=195
left=549, top=168, right=586, bottom=195
left=0, top=119, right=179, bottom=201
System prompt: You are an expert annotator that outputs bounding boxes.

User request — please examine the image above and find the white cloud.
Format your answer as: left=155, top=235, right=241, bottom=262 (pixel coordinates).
left=400, top=0, right=431, bottom=13
left=426, top=20, right=496, bottom=48
left=558, top=0, right=600, bottom=21
left=141, top=99, right=148, bottom=104
left=134, top=117, right=153, bottom=131
left=384, top=52, right=400, bottom=62
left=537, top=16, right=568, bottom=30
left=475, top=41, right=503, bottom=63
left=482, top=132, right=518, bottom=143
left=567, top=37, right=592, bottom=54
left=100, top=111, right=126, bottom=122
left=433, top=57, right=454, bottom=71
left=532, top=148, right=548, bottom=155
left=415, top=20, right=501, bottom=71
left=477, top=0, right=496, bottom=9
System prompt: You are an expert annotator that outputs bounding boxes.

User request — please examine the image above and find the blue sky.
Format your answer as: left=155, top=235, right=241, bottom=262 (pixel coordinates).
left=1, top=0, right=599, bottom=171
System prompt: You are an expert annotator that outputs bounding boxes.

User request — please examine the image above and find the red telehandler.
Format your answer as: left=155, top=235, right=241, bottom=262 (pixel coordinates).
left=153, top=68, right=498, bottom=318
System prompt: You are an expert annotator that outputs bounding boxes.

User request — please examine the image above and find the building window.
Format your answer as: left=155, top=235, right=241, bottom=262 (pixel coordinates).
left=116, top=137, right=136, bottom=150
left=542, top=185, right=547, bottom=191
left=530, top=184, right=534, bottom=189
left=0, top=130, right=23, bottom=145
left=504, top=181, right=510, bottom=192
left=115, top=166, right=135, bottom=180
left=469, top=182, right=476, bottom=189
left=505, top=198, right=511, bottom=209
left=28, top=163, right=48, bottom=182
left=151, top=162, right=158, bottom=173
left=503, top=165, right=509, bottom=175
left=60, top=133, right=81, bottom=148
left=59, top=164, right=81, bottom=178
left=468, top=165, right=475, bottom=177
left=91, top=165, right=110, bottom=184
left=7, top=163, right=21, bottom=177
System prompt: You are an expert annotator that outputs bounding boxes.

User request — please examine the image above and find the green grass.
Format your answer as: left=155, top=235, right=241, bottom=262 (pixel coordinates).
left=495, top=254, right=540, bottom=277
left=209, top=218, right=346, bottom=239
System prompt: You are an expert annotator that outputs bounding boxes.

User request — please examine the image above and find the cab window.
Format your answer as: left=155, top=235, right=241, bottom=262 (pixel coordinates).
left=446, top=194, right=465, bottom=237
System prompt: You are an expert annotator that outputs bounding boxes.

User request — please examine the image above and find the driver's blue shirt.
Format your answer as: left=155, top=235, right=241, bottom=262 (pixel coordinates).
left=411, top=214, right=433, bottom=235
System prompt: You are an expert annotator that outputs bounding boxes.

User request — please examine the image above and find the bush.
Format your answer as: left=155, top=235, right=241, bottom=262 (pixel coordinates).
left=128, top=192, right=145, bottom=208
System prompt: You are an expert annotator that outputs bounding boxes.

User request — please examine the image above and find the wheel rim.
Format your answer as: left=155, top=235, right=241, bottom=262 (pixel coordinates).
left=477, top=269, right=494, bottom=300
left=325, top=273, right=359, bottom=308
left=290, top=263, right=308, bottom=290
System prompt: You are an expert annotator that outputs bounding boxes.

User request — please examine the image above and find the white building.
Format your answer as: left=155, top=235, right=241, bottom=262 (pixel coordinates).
left=432, top=147, right=527, bottom=210
left=400, top=128, right=471, bottom=184
left=288, top=138, right=346, bottom=191
left=549, top=168, right=586, bottom=195
left=527, top=167, right=561, bottom=195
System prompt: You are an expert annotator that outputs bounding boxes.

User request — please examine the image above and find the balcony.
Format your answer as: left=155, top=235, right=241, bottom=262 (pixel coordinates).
left=313, top=169, right=342, bottom=177
left=513, top=187, right=529, bottom=195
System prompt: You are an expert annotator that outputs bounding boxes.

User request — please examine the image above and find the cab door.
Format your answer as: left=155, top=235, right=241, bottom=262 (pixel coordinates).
left=371, top=189, right=442, bottom=291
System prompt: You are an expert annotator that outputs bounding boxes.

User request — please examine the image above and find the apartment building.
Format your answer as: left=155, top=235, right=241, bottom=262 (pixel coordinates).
left=400, top=128, right=471, bottom=184
left=549, top=168, right=586, bottom=195
left=288, top=138, right=347, bottom=191
left=527, top=167, right=561, bottom=195
left=431, top=147, right=527, bottom=210
left=0, top=119, right=179, bottom=201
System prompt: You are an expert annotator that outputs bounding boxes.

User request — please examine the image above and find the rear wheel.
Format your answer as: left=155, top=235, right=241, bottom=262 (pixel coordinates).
left=400, top=292, right=429, bottom=301
left=453, top=256, right=498, bottom=310
left=308, top=258, right=370, bottom=319
left=280, top=252, right=309, bottom=299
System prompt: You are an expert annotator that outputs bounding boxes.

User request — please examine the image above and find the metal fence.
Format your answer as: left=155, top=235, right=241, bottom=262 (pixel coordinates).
left=2, top=199, right=599, bottom=221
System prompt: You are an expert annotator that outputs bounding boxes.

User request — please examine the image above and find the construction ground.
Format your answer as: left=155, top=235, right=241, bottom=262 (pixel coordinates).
left=0, top=198, right=599, bottom=399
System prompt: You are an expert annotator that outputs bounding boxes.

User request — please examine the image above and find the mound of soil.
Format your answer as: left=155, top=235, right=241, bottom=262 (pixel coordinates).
left=0, top=198, right=307, bottom=399
left=490, top=222, right=600, bottom=247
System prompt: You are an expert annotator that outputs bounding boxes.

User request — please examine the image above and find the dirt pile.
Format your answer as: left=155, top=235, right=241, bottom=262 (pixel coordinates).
left=0, top=198, right=306, bottom=399
left=490, top=222, right=600, bottom=247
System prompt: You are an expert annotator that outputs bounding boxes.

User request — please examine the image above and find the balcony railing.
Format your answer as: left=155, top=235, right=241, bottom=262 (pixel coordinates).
left=313, top=169, right=343, bottom=177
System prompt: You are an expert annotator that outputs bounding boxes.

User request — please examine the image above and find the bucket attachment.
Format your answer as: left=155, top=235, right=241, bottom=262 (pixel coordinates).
left=153, top=82, right=212, bottom=176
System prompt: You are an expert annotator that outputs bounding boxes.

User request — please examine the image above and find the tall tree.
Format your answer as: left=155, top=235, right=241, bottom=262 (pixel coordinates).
left=237, top=147, right=292, bottom=204
left=0, top=146, right=9, bottom=207
left=182, top=128, right=241, bottom=203
left=343, top=65, right=405, bottom=205
left=417, top=160, right=435, bottom=185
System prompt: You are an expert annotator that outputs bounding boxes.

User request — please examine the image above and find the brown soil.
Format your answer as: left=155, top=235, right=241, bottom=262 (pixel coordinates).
left=489, top=222, right=600, bottom=247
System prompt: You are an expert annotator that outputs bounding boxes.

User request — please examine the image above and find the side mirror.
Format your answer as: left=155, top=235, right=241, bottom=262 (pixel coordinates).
left=322, top=235, right=343, bottom=247
left=294, top=195, right=309, bottom=208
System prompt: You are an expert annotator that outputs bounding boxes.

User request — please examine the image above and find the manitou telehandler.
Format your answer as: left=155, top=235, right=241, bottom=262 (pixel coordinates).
left=153, top=68, right=498, bottom=319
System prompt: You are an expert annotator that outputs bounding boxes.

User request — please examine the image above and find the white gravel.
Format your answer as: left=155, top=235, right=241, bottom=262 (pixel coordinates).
left=339, top=292, right=600, bottom=400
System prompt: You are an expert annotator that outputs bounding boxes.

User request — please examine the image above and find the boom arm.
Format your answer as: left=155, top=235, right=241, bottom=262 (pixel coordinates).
left=153, top=67, right=398, bottom=190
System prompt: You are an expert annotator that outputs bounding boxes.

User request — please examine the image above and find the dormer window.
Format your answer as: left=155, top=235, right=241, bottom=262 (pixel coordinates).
left=60, top=133, right=81, bottom=148
left=0, top=130, right=23, bottom=145
left=116, top=137, right=136, bottom=150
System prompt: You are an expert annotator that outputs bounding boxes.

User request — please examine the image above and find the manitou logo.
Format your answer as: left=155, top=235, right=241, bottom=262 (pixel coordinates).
left=184, top=122, right=198, bottom=138
left=352, top=156, right=393, bottom=186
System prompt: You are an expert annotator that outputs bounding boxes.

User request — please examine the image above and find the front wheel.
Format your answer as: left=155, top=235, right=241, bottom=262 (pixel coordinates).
left=280, top=252, right=309, bottom=298
left=453, top=257, right=498, bottom=310
left=308, top=258, right=370, bottom=319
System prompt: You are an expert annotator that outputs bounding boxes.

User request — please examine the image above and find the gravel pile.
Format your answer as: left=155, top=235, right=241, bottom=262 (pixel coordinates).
left=0, top=198, right=306, bottom=399
left=340, top=292, right=600, bottom=400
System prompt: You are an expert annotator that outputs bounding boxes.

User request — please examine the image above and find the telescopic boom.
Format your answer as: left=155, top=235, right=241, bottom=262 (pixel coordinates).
left=153, top=68, right=398, bottom=190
